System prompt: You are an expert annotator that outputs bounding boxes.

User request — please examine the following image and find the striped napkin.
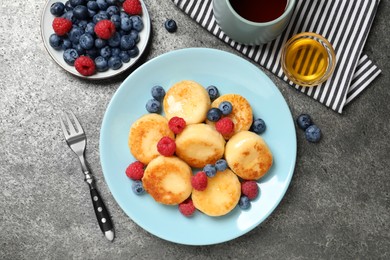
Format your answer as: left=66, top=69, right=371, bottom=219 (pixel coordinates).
left=171, top=0, right=382, bottom=113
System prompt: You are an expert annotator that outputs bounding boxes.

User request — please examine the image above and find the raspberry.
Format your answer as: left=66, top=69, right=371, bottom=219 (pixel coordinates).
left=123, top=0, right=142, bottom=15
left=215, top=117, right=234, bottom=135
left=178, top=198, right=196, bottom=217
left=157, top=136, right=176, bottom=156
left=94, top=20, right=116, bottom=40
left=74, top=56, right=96, bottom=76
left=52, top=17, right=72, bottom=36
left=241, top=181, right=259, bottom=200
left=125, top=161, right=145, bottom=180
left=191, top=171, right=208, bottom=191
left=168, top=117, right=186, bottom=134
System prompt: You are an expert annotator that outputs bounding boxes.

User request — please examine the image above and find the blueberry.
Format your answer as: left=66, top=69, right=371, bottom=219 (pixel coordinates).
left=296, top=114, right=313, bottom=130
left=145, top=99, right=161, bottom=113
left=85, top=47, right=99, bottom=59
left=129, top=30, right=139, bottom=43
left=219, top=101, right=233, bottom=115
left=79, top=33, right=94, bottom=49
left=305, top=125, right=321, bottom=143
left=63, top=48, right=79, bottom=65
left=108, top=32, right=121, bottom=47
left=93, top=11, right=109, bottom=23
left=131, top=180, right=145, bottom=195
left=87, top=9, right=96, bottom=18
left=95, top=56, right=108, bottom=72
left=238, top=196, right=250, bottom=210
left=106, top=0, right=118, bottom=5
left=111, top=47, right=120, bottom=57
left=70, top=0, right=86, bottom=7
left=73, top=5, right=89, bottom=20
left=100, top=45, right=112, bottom=58
left=87, top=0, right=99, bottom=11
left=151, top=86, right=165, bottom=101
left=207, top=108, right=222, bottom=122
left=251, top=118, right=266, bottom=134
left=206, top=85, right=219, bottom=100
left=128, top=46, right=139, bottom=58
left=120, top=12, right=129, bottom=20
left=96, top=0, right=109, bottom=10
left=64, top=1, right=73, bottom=11
left=95, top=38, right=107, bottom=49
left=204, top=164, right=217, bottom=177
left=68, top=26, right=84, bottom=43
left=49, top=34, right=63, bottom=50
left=120, top=34, right=135, bottom=50
left=110, top=14, right=121, bottom=28
left=119, top=51, right=130, bottom=62
left=85, top=22, right=95, bottom=35
left=215, top=159, right=228, bottom=172
left=108, top=55, right=122, bottom=70
left=62, top=10, right=77, bottom=23
left=120, top=17, right=132, bottom=31
left=72, top=43, right=85, bottom=55
left=106, top=5, right=120, bottom=16
left=77, top=20, right=88, bottom=30
left=164, top=19, right=177, bottom=33
left=50, top=2, right=65, bottom=16
left=61, top=38, right=72, bottom=50
left=130, top=16, right=143, bottom=31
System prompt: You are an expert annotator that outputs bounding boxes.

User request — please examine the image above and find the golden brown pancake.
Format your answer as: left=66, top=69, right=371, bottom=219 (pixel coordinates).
left=175, top=123, right=225, bottom=168
left=225, top=131, right=273, bottom=180
left=128, top=114, right=174, bottom=164
left=163, top=80, right=211, bottom=125
left=207, top=94, right=253, bottom=139
left=142, top=156, right=192, bottom=205
left=192, top=169, right=241, bottom=217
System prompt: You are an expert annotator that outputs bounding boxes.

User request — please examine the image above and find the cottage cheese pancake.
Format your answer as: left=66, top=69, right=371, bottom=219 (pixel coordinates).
left=192, top=169, right=241, bottom=217
left=143, top=156, right=192, bottom=205
left=225, top=131, right=273, bottom=180
left=207, top=94, right=253, bottom=139
left=128, top=114, right=174, bottom=164
left=175, top=123, right=225, bottom=168
left=163, top=80, right=211, bottom=125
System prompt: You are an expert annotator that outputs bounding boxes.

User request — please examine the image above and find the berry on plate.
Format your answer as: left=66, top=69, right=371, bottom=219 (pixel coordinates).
left=123, top=0, right=142, bottom=15
left=203, top=164, right=217, bottom=177
left=238, top=195, right=250, bottom=209
left=52, top=17, right=72, bottom=36
left=168, top=116, right=186, bottom=134
left=131, top=180, right=145, bottom=195
left=218, top=101, right=233, bottom=115
left=251, top=118, right=266, bottom=134
left=74, top=55, right=96, bottom=76
left=206, top=85, right=219, bottom=100
left=157, top=136, right=176, bottom=156
left=94, top=20, right=116, bottom=40
left=215, top=117, right=234, bottom=135
left=145, top=99, right=161, bottom=113
left=178, top=198, right=196, bottom=217
left=207, top=108, right=222, bottom=122
left=151, top=85, right=165, bottom=101
left=125, top=161, right=145, bottom=180
left=191, top=171, right=208, bottom=191
left=241, top=181, right=259, bottom=200
left=215, top=159, right=228, bottom=172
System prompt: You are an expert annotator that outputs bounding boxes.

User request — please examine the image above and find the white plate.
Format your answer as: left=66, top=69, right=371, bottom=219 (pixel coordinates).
left=40, top=0, right=151, bottom=79
left=100, top=48, right=297, bottom=245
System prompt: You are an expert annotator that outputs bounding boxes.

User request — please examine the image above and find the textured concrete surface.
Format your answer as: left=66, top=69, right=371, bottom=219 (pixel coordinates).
left=0, top=0, right=389, bottom=259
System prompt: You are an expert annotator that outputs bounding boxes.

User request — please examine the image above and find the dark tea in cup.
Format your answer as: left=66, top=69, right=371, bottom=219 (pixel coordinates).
left=229, top=0, right=288, bottom=23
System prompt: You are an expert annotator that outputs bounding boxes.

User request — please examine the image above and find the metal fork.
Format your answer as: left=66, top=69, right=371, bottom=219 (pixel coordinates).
left=59, top=111, right=114, bottom=241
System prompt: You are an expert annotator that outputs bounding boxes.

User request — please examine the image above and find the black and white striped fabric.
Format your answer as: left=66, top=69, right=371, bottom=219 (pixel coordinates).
left=171, top=0, right=382, bottom=113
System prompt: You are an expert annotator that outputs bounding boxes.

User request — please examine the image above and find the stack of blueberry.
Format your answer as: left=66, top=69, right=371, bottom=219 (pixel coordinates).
left=48, top=0, right=144, bottom=75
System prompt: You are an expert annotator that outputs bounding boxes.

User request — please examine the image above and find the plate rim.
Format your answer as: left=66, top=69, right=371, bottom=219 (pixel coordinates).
left=40, top=0, right=151, bottom=80
left=100, top=47, right=297, bottom=245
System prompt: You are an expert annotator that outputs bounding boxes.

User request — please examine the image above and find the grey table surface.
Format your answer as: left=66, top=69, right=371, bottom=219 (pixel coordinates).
left=1, top=0, right=389, bottom=259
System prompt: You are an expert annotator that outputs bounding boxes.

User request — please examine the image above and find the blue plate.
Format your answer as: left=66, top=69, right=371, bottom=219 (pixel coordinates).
left=100, top=48, right=296, bottom=245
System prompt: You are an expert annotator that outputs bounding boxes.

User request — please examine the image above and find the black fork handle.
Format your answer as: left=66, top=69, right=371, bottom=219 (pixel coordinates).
left=90, top=187, right=114, bottom=241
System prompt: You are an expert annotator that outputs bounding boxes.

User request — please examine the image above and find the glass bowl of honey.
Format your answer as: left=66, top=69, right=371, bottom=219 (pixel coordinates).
left=281, top=32, right=336, bottom=87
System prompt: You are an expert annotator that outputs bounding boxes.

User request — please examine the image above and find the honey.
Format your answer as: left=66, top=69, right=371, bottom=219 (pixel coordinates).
left=281, top=32, right=336, bottom=86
